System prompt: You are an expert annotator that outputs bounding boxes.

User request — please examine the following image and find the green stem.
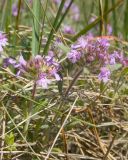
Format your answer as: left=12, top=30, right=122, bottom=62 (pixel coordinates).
left=15, top=0, right=22, bottom=31
left=99, top=0, right=105, bottom=35
left=112, top=0, right=118, bottom=36
left=43, top=0, right=66, bottom=55
left=104, top=0, right=108, bottom=34
left=38, top=0, right=48, bottom=53
left=55, top=0, right=74, bottom=31
left=23, top=82, right=37, bottom=138
left=124, top=0, right=128, bottom=40
left=32, top=0, right=41, bottom=56
left=1, top=0, right=12, bottom=32
left=64, top=68, right=83, bottom=97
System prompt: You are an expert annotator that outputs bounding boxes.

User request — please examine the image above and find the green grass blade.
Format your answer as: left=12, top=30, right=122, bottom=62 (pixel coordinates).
left=32, top=0, right=41, bottom=56
left=55, top=0, right=74, bottom=31
left=43, top=0, right=66, bottom=55
left=99, top=0, right=105, bottom=35
left=13, top=0, right=22, bottom=55
left=38, top=0, right=48, bottom=53
left=112, top=0, right=118, bottom=36
left=1, top=0, right=12, bottom=32
left=24, top=0, right=41, bottom=25
left=124, top=0, right=128, bottom=40
left=104, top=0, right=109, bottom=34
left=15, top=0, right=22, bottom=31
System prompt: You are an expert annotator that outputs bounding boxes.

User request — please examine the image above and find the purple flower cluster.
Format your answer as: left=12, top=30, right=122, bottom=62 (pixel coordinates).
left=67, top=35, right=92, bottom=63
left=4, top=53, right=61, bottom=89
left=67, top=35, right=128, bottom=83
left=0, top=32, right=8, bottom=52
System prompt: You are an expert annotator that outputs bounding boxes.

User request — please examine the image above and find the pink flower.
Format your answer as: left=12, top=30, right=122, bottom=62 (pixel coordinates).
left=77, top=37, right=88, bottom=49
left=98, top=67, right=110, bottom=83
left=19, top=55, right=27, bottom=66
left=3, top=58, right=16, bottom=68
left=36, top=73, right=51, bottom=89
left=122, top=59, right=128, bottom=66
left=109, top=54, right=116, bottom=65
left=14, top=55, right=27, bottom=74
left=50, top=68, right=61, bottom=81
left=0, top=32, right=8, bottom=52
left=67, top=50, right=81, bottom=63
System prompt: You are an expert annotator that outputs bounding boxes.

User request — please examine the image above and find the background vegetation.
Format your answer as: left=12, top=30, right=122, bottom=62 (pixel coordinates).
left=0, top=0, right=128, bottom=160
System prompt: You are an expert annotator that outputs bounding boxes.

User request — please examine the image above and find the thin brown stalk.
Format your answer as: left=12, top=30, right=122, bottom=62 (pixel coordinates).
left=87, top=108, right=115, bottom=160
left=99, top=0, right=105, bottom=35
left=103, top=135, right=116, bottom=160
left=23, top=82, right=37, bottom=137
left=61, top=129, right=68, bottom=160
left=64, top=68, right=83, bottom=97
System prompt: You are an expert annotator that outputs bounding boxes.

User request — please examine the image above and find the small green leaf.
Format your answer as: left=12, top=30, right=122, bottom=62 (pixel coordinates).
left=5, top=132, right=16, bottom=151
left=5, top=132, right=15, bottom=145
